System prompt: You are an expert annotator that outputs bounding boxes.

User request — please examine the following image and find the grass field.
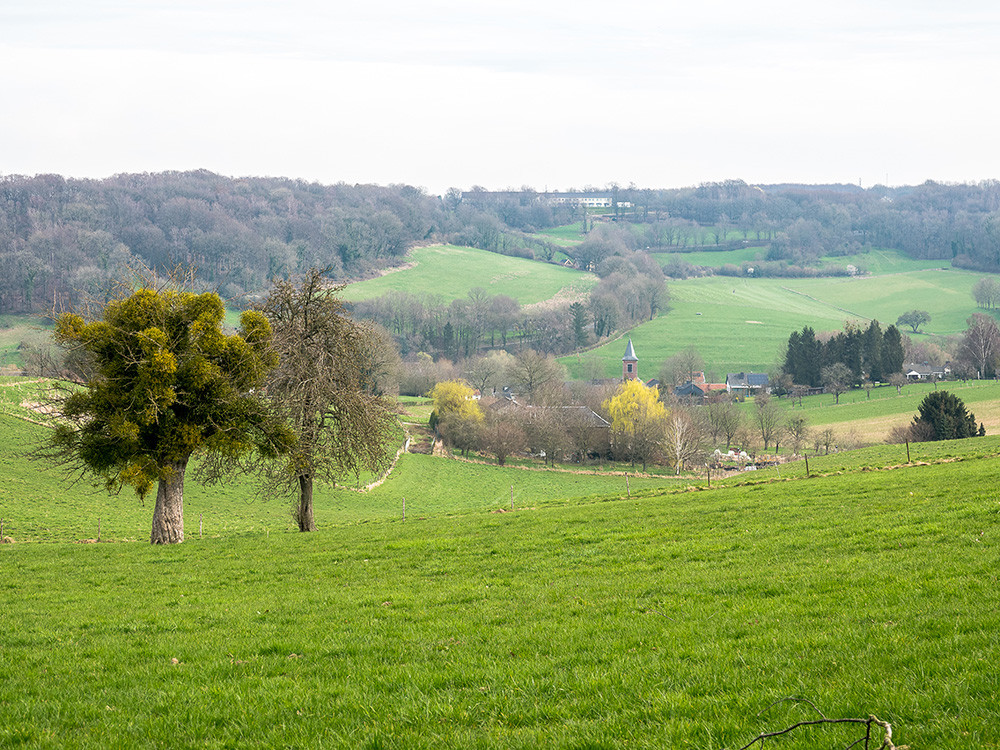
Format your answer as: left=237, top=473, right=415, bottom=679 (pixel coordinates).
left=3, top=415, right=1000, bottom=746
left=653, top=246, right=767, bottom=268
left=0, top=314, right=50, bottom=371
left=0, top=410, right=688, bottom=544
left=652, top=247, right=950, bottom=275
left=563, top=268, right=991, bottom=380
left=339, top=244, right=597, bottom=305
left=532, top=222, right=585, bottom=246
left=751, top=380, right=1000, bottom=445
left=817, top=248, right=951, bottom=275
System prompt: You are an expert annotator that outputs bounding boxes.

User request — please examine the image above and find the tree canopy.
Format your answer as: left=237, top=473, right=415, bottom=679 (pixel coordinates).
left=429, top=380, right=483, bottom=427
left=50, top=284, right=290, bottom=544
left=896, top=309, right=931, bottom=333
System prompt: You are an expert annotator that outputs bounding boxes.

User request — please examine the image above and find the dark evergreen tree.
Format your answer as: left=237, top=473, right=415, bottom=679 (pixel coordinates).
left=913, top=390, right=978, bottom=441
left=863, top=320, right=884, bottom=381
left=881, top=324, right=905, bottom=377
left=783, top=325, right=823, bottom=386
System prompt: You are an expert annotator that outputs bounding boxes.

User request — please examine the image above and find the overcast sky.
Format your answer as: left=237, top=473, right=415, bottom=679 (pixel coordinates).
left=3, top=1, right=999, bottom=194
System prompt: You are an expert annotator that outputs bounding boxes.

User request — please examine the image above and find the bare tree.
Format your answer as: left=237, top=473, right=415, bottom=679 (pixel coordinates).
left=507, top=349, right=566, bottom=405
left=663, top=410, right=706, bottom=474
left=523, top=407, right=571, bottom=466
left=961, top=313, right=1000, bottom=378
left=659, top=346, right=704, bottom=386
left=262, top=269, right=398, bottom=531
left=438, top=413, right=482, bottom=457
left=707, top=399, right=743, bottom=451
left=753, top=392, right=783, bottom=450
left=465, top=350, right=515, bottom=396
left=821, top=362, right=852, bottom=404
left=785, top=414, right=810, bottom=454
left=482, top=414, right=527, bottom=467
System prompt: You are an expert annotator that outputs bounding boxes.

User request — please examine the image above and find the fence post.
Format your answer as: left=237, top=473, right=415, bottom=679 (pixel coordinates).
left=706, top=464, right=710, bottom=488
left=625, top=474, right=630, bottom=498
left=804, top=454, right=810, bottom=478
left=906, top=439, right=910, bottom=463
left=510, top=485, right=514, bottom=511
left=200, top=513, right=203, bottom=539
left=97, top=517, right=101, bottom=542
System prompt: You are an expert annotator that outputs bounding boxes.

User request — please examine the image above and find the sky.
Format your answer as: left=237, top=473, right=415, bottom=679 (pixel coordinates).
left=3, top=0, right=1000, bottom=195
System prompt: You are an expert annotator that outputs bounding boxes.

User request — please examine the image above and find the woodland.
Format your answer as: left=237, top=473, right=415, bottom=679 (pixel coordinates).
left=5, top=173, right=1000, bottom=306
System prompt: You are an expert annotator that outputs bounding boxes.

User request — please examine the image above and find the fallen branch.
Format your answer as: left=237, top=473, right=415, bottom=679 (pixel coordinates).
left=738, top=699, right=908, bottom=750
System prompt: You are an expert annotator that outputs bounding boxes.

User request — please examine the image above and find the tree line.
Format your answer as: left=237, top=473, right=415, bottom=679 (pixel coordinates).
left=782, top=321, right=905, bottom=389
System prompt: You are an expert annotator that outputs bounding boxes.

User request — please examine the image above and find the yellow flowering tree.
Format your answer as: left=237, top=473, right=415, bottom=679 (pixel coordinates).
left=603, top=379, right=667, bottom=471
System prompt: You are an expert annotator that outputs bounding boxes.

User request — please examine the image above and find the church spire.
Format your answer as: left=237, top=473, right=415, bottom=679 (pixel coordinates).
left=622, top=338, right=638, bottom=380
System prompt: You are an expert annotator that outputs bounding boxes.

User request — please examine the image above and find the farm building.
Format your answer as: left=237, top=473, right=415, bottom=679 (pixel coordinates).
left=726, top=372, right=770, bottom=396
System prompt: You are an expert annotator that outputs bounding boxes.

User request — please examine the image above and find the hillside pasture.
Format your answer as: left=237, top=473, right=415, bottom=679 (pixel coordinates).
left=653, top=245, right=767, bottom=268
left=817, top=248, right=951, bottom=276
left=3, top=435, right=1000, bottom=746
left=0, top=314, right=49, bottom=372
left=563, top=276, right=855, bottom=380
left=652, top=246, right=948, bottom=276
left=0, top=410, right=682, bottom=544
left=339, top=244, right=597, bottom=305
left=785, top=268, right=984, bottom=336
left=532, top=222, right=586, bottom=246
left=765, top=380, right=1000, bottom=446
left=565, top=268, right=987, bottom=380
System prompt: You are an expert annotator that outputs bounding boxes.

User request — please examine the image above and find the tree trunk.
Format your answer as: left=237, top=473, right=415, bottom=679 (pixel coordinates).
left=297, top=473, right=316, bottom=532
left=150, top=459, right=188, bottom=544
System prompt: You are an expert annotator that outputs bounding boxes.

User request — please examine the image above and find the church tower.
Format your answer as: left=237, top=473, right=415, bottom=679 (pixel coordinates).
left=622, top=338, right=638, bottom=381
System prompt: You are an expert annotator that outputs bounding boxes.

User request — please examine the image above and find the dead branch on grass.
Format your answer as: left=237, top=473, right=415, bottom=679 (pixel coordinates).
left=738, top=698, right=908, bottom=750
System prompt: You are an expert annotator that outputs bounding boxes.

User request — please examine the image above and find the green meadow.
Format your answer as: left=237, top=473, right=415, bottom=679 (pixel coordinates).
left=653, top=247, right=948, bottom=275
left=532, top=222, right=586, bottom=246
left=3, top=407, right=1000, bottom=747
left=653, top=246, right=767, bottom=268
left=0, top=314, right=50, bottom=371
left=339, top=244, right=597, bottom=305
left=564, top=267, right=989, bottom=380
left=752, top=380, right=1000, bottom=446
left=0, top=410, right=686, bottom=544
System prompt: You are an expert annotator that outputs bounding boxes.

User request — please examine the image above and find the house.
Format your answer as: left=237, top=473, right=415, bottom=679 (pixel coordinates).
left=726, top=372, right=770, bottom=396
left=672, top=379, right=728, bottom=404
left=674, top=381, right=707, bottom=403
left=905, top=363, right=950, bottom=381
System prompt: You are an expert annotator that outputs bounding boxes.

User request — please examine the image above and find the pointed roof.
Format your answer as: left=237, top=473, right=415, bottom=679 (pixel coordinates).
left=622, top=338, right=637, bottom=362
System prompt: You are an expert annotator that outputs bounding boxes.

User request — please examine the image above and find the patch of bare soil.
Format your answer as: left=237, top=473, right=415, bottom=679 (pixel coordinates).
left=20, top=400, right=58, bottom=416
left=375, top=261, right=417, bottom=277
